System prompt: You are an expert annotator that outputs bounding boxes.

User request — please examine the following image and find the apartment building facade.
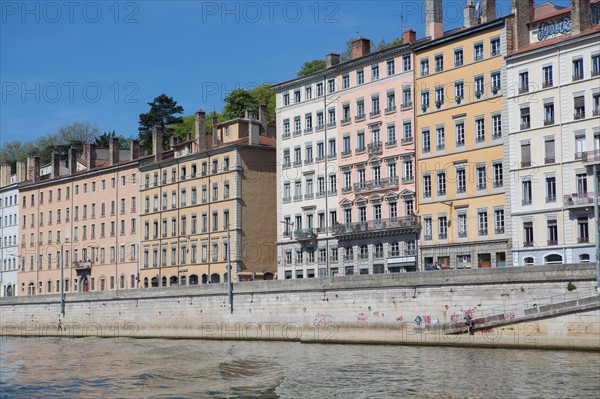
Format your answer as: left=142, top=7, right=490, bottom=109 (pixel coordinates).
left=507, top=0, right=600, bottom=265
left=0, top=163, right=23, bottom=296
left=138, top=111, right=276, bottom=287
left=17, top=141, right=141, bottom=295
left=414, top=0, right=511, bottom=270
left=273, top=32, right=420, bottom=279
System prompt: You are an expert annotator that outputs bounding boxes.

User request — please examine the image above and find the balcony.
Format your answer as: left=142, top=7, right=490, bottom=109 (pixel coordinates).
left=572, top=73, right=583, bottom=81
left=355, top=114, right=366, bottom=122
left=522, top=198, right=532, bottom=206
left=544, top=118, right=555, bottom=126
left=578, top=237, right=590, bottom=243
left=547, top=240, right=558, bottom=246
left=367, top=141, right=383, bottom=155
left=293, top=129, right=302, bottom=137
left=353, top=177, right=399, bottom=194
left=294, top=228, right=318, bottom=242
left=574, top=111, right=585, bottom=120
left=73, top=261, right=92, bottom=271
left=594, top=108, right=600, bottom=117
left=369, top=110, right=381, bottom=118
left=564, top=192, right=594, bottom=208
left=542, top=80, right=553, bottom=88
left=544, top=157, right=555, bottom=164
left=401, top=137, right=413, bottom=145
left=520, top=121, right=530, bottom=130
left=495, top=227, right=505, bottom=234
left=579, top=150, right=600, bottom=166
left=479, top=229, right=488, bottom=236
left=519, top=86, right=529, bottom=94
left=523, top=241, right=534, bottom=248
left=385, top=106, right=396, bottom=113
left=458, top=231, right=467, bottom=238
left=332, top=216, right=420, bottom=241
left=401, top=102, right=412, bottom=110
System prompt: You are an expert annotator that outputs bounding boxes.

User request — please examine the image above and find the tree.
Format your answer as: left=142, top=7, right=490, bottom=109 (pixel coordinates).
left=138, top=94, right=184, bottom=151
left=94, top=130, right=130, bottom=149
left=297, top=60, right=326, bottom=77
left=222, top=89, right=259, bottom=121
left=248, top=84, right=276, bottom=122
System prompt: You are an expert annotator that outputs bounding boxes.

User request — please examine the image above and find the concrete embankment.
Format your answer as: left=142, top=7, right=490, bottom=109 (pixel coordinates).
left=1, top=265, right=599, bottom=350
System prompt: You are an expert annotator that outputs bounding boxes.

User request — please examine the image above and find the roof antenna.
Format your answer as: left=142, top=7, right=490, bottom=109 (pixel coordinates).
left=356, top=26, right=360, bottom=38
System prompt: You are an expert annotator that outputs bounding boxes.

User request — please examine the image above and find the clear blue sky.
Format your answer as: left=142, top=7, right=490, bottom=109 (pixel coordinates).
left=0, top=0, right=569, bottom=145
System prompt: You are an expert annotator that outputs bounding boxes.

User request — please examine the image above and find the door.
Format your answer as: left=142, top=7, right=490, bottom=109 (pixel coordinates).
left=82, top=278, right=89, bottom=292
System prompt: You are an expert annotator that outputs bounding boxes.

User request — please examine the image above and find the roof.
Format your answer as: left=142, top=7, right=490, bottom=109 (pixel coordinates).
left=531, top=2, right=568, bottom=23
left=413, top=17, right=506, bottom=52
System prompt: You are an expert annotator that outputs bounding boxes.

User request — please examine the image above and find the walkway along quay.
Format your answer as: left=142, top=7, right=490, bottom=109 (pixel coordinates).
left=1, top=264, right=599, bottom=350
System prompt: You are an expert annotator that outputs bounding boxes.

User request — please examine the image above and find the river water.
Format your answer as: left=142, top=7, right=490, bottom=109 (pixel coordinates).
left=0, top=337, right=598, bottom=398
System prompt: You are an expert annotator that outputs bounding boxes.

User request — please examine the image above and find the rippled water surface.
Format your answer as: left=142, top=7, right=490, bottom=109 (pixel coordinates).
left=1, top=337, right=599, bottom=398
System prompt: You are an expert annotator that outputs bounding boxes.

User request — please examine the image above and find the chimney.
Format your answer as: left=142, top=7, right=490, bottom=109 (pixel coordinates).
left=326, top=53, right=340, bottom=68
left=83, top=143, right=96, bottom=169
left=109, top=137, right=119, bottom=166
left=259, top=104, right=268, bottom=133
left=425, top=0, right=443, bottom=40
left=169, top=136, right=177, bottom=149
left=0, top=163, right=10, bottom=186
left=351, top=38, right=371, bottom=59
left=481, top=0, right=496, bottom=23
left=402, top=29, right=416, bottom=44
left=570, top=0, right=592, bottom=35
left=512, top=0, right=534, bottom=50
left=152, top=125, right=163, bottom=163
left=27, top=156, right=40, bottom=182
left=16, top=161, right=26, bottom=183
left=212, top=114, right=218, bottom=147
left=130, top=139, right=140, bottom=160
left=51, top=151, right=60, bottom=179
left=249, top=118, right=260, bottom=146
left=195, top=110, right=206, bottom=152
left=464, top=0, right=477, bottom=27
left=68, top=147, right=77, bottom=175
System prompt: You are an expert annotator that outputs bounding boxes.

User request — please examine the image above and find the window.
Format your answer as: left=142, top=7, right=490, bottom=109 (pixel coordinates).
left=478, top=211, right=488, bottom=235
left=546, top=176, right=556, bottom=202
left=371, top=64, right=379, bottom=80
left=438, top=217, right=448, bottom=239
left=491, top=71, right=501, bottom=92
left=490, top=37, right=500, bottom=56
left=423, top=175, right=432, bottom=198
left=371, top=95, right=380, bottom=116
left=283, top=93, right=290, bottom=106
left=520, top=107, right=530, bottom=129
left=455, top=122, right=465, bottom=146
left=474, top=42, right=483, bottom=61
left=437, top=172, right=446, bottom=196
left=294, top=117, right=301, bottom=135
left=454, top=82, right=464, bottom=102
left=494, top=210, right=505, bottom=234
left=402, top=55, right=411, bottom=71
left=456, top=168, right=466, bottom=193
left=578, top=217, right=589, bottom=243
left=424, top=218, right=432, bottom=240
left=592, top=54, right=600, bottom=77
left=544, top=102, right=555, bottom=125
left=387, top=59, right=395, bottom=76
left=305, top=86, right=312, bottom=100
left=403, top=121, right=412, bottom=143
left=421, top=91, right=430, bottom=110
left=422, top=130, right=431, bottom=153
left=521, top=143, right=531, bottom=167
left=420, top=58, right=429, bottom=76
left=572, top=58, right=583, bottom=80
left=356, top=100, right=365, bottom=119
left=522, top=180, right=532, bottom=205
left=543, top=65, right=553, bottom=87
left=294, top=90, right=300, bottom=103
left=524, top=222, right=534, bottom=246
left=283, top=120, right=290, bottom=138
left=402, top=87, right=412, bottom=107
left=357, top=69, right=364, bottom=85
left=574, top=96, right=585, bottom=119
left=547, top=220, right=558, bottom=245
left=475, top=118, right=485, bottom=143
left=474, top=76, right=484, bottom=97
left=492, top=114, right=502, bottom=139
left=493, top=163, right=503, bottom=188
left=458, top=214, right=467, bottom=237
left=476, top=166, right=486, bottom=190
left=436, top=126, right=445, bottom=150
left=342, top=136, right=351, bottom=156
left=545, top=139, right=555, bottom=164
left=435, top=86, right=444, bottom=108
left=328, top=78, right=335, bottom=93
left=316, top=82, right=323, bottom=96
left=576, top=173, right=588, bottom=194
left=386, top=91, right=395, bottom=112
left=519, top=71, right=529, bottom=93
left=387, top=124, right=396, bottom=145
left=454, top=48, right=463, bottom=66
left=434, top=54, right=443, bottom=72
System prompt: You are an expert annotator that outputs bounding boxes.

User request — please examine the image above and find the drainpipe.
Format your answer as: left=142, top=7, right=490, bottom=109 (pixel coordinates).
left=595, top=164, right=600, bottom=292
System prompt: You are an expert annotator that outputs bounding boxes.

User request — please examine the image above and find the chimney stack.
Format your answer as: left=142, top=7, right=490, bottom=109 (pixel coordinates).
left=0, top=163, right=10, bottom=186
left=51, top=151, right=60, bottom=179
left=68, top=147, right=77, bottom=175
left=130, top=139, right=140, bottom=160
left=195, top=110, right=207, bottom=152
left=402, top=29, right=416, bottom=44
left=27, top=156, right=40, bottom=182
left=259, top=104, right=268, bottom=133
left=425, top=0, right=443, bottom=40
left=212, top=114, right=218, bottom=147
left=16, top=161, right=26, bottom=183
left=109, top=137, right=119, bottom=166
left=170, top=136, right=177, bottom=149
left=351, top=38, right=371, bottom=59
left=83, top=143, right=96, bottom=169
left=513, top=0, right=534, bottom=50
left=570, top=0, right=592, bottom=35
left=326, top=53, right=340, bottom=68
left=249, top=117, right=260, bottom=146
left=464, top=0, right=477, bottom=28
left=481, top=0, right=496, bottom=23
left=152, top=125, right=163, bottom=163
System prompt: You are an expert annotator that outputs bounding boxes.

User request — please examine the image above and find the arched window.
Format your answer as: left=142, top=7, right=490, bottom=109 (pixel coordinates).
left=224, top=272, right=229, bottom=283
left=359, top=244, right=368, bottom=259
left=544, top=254, right=563, bottom=264
left=524, top=257, right=535, bottom=265
left=180, top=275, right=187, bottom=285
left=189, top=274, right=199, bottom=285
left=211, top=273, right=220, bottom=284
left=201, top=274, right=208, bottom=284
left=144, top=277, right=149, bottom=288
left=264, top=272, right=274, bottom=280
left=151, top=277, right=158, bottom=288
left=374, top=243, right=384, bottom=258
left=161, top=276, right=167, bottom=287
left=170, top=276, right=178, bottom=285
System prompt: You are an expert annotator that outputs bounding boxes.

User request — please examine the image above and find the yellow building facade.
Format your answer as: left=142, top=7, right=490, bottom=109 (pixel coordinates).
left=414, top=18, right=511, bottom=269
left=139, top=112, right=277, bottom=287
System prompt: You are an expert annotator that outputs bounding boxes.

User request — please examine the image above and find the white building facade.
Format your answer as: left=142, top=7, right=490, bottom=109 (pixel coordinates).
left=507, top=2, right=600, bottom=266
left=1, top=168, right=20, bottom=296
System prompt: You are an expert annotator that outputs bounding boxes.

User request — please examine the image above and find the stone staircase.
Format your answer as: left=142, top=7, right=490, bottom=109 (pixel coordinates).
left=444, top=287, right=600, bottom=335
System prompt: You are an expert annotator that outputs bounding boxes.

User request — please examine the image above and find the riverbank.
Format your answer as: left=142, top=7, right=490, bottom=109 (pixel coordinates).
left=2, top=264, right=599, bottom=350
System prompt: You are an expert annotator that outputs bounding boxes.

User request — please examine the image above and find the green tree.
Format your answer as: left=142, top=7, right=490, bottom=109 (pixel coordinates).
left=138, top=94, right=184, bottom=151
left=248, top=84, right=276, bottom=122
left=222, top=89, right=259, bottom=121
left=297, top=59, right=326, bottom=77
left=94, top=130, right=130, bottom=149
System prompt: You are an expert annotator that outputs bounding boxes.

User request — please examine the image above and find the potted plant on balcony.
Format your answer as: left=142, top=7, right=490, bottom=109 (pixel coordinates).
left=421, top=104, right=428, bottom=112
left=491, top=86, right=499, bottom=95
left=475, top=91, right=482, bottom=99
left=435, top=100, right=443, bottom=109
left=455, top=95, right=462, bottom=104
